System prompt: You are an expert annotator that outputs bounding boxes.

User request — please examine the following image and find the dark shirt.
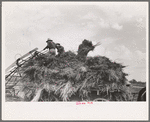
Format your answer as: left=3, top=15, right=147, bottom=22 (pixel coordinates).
left=56, top=45, right=64, bottom=54
left=44, top=41, right=56, bottom=50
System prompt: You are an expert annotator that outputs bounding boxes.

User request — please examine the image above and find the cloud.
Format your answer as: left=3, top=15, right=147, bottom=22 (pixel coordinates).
left=97, top=2, right=147, bottom=23
left=85, top=22, right=96, bottom=29
left=88, top=46, right=106, bottom=57
left=82, top=12, right=98, bottom=20
left=134, top=50, right=146, bottom=59
left=131, top=50, right=146, bottom=68
left=111, top=23, right=123, bottom=30
left=100, top=38, right=115, bottom=46
left=116, top=45, right=132, bottom=59
left=98, top=18, right=110, bottom=28
left=88, top=38, right=115, bottom=57
left=104, top=45, right=132, bottom=61
left=104, top=45, right=146, bottom=65
left=136, top=17, right=146, bottom=29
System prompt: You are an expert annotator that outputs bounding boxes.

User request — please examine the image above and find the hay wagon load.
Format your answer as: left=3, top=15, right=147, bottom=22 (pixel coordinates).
left=5, top=39, right=132, bottom=102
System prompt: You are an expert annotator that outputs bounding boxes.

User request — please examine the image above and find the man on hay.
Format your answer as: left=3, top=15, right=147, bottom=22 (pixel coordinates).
left=77, top=39, right=101, bottom=60
left=43, top=38, right=56, bottom=56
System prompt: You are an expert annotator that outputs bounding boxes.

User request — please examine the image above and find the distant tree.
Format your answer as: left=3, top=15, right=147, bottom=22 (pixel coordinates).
left=129, top=79, right=137, bottom=83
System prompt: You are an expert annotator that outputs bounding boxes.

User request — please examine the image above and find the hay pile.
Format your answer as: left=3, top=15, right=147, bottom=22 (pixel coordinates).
left=17, top=39, right=131, bottom=101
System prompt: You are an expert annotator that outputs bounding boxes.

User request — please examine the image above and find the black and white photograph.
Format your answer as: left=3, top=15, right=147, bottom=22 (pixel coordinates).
left=2, top=1, right=149, bottom=120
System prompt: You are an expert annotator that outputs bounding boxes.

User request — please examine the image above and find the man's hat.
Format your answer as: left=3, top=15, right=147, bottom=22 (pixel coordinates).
left=56, top=43, right=60, bottom=45
left=46, top=38, right=53, bottom=42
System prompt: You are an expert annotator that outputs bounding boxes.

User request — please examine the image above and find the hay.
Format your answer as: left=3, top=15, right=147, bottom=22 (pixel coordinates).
left=14, top=39, right=131, bottom=101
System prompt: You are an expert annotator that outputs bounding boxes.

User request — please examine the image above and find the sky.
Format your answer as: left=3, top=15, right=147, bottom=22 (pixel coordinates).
left=3, top=2, right=148, bottom=82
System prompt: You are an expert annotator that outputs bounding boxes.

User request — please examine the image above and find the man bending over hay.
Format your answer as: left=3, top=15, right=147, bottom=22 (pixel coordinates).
left=77, top=39, right=101, bottom=60
left=43, top=38, right=56, bottom=56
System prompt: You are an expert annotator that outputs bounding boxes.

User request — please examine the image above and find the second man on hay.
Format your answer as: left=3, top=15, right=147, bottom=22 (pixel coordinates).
left=55, top=43, right=65, bottom=56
